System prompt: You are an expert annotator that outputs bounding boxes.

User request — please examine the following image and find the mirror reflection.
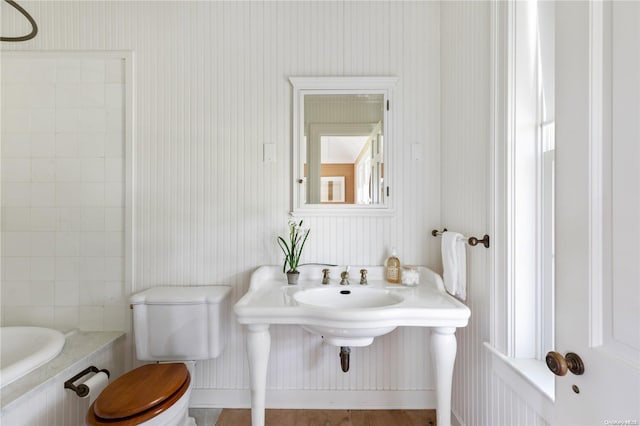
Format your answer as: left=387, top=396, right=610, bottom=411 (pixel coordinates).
left=302, top=94, right=385, bottom=205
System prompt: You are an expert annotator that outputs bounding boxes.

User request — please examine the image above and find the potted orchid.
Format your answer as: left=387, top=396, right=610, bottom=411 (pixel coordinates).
left=277, top=219, right=310, bottom=284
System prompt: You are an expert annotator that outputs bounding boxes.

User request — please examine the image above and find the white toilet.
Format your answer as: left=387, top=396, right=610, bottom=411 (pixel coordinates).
left=86, top=285, right=231, bottom=426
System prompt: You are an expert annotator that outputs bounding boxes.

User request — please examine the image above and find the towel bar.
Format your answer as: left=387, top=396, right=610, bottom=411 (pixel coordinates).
left=432, top=228, right=490, bottom=248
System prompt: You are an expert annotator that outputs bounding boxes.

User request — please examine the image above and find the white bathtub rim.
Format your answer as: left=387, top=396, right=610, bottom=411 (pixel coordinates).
left=1, top=330, right=125, bottom=412
left=0, top=327, right=66, bottom=388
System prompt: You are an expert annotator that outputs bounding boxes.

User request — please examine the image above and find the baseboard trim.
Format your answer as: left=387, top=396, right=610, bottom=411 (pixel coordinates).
left=190, top=389, right=437, bottom=410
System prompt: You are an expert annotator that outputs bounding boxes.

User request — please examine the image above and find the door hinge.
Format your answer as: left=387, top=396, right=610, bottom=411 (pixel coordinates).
left=386, top=100, right=390, bottom=111
left=386, top=186, right=390, bottom=197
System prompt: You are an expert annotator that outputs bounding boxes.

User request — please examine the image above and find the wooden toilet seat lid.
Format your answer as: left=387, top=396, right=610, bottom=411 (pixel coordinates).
left=94, top=363, right=190, bottom=420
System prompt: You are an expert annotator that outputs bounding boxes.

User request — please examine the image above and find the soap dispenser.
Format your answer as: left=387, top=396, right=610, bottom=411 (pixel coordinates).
left=385, top=248, right=401, bottom=284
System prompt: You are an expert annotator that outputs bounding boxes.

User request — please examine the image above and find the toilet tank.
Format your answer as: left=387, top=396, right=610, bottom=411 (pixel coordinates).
left=130, top=286, right=231, bottom=361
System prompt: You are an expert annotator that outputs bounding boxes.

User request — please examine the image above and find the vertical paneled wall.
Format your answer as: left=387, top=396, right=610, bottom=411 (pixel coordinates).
left=440, top=2, right=491, bottom=424
left=441, top=3, right=550, bottom=425
left=1, top=1, right=441, bottom=403
left=489, top=373, right=549, bottom=426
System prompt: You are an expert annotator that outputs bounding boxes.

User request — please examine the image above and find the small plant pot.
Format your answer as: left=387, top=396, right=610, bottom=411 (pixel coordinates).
left=286, top=270, right=300, bottom=285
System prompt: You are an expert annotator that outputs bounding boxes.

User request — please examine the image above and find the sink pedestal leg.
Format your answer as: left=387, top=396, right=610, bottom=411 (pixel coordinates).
left=431, top=326, right=457, bottom=426
left=246, top=324, right=270, bottom=426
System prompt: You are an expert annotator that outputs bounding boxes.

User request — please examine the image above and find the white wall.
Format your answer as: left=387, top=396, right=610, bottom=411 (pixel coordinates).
left=440, top=2, right=491, bottom=424
left=441, top=2, right=551, bottom=425
left=1, top=52, right=129, bottom=332
left=1, top=1, right=441, bottom=407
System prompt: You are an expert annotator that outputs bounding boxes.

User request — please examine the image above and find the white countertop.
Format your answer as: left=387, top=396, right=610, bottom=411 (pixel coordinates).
left=1, top=330, right=125, bottom=411
left=234, top=265, right=471, bottom=329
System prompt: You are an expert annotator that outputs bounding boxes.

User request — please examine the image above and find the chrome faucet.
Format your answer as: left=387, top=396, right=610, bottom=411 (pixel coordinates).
left=340, top=266, right=350, bottom=285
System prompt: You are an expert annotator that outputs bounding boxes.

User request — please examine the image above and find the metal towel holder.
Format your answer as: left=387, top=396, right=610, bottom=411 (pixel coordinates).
left=432, top=228, right=490, bottom=248
left=64, top=365, right=110, bottom=397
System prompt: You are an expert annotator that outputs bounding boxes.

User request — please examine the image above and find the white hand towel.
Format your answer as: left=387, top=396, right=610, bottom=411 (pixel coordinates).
left=441, top=231, right=467, bottom=300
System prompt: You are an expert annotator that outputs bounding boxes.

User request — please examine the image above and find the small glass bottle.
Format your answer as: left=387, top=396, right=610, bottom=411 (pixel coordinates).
left=385, top=248, right=401, bottom=284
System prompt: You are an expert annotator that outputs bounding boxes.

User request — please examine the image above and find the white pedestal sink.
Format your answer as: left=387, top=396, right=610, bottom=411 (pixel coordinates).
left=234, top=265, right=470, bottom=426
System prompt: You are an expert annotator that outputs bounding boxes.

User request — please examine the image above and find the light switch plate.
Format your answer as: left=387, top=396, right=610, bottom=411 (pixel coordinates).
left=411, top=143, right=423, bottom=161
left=263, top=143, right=276, bottom=162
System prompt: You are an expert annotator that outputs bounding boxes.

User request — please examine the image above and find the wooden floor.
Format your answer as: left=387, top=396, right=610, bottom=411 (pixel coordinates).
left=215, top=409, right=436, bottom=426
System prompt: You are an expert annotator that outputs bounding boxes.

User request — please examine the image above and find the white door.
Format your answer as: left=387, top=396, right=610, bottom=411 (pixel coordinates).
left=554, top=2, right=640, bottom=425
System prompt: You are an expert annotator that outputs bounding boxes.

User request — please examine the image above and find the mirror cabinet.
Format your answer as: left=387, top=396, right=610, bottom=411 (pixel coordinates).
left=290, top=77, right=397, bottom=215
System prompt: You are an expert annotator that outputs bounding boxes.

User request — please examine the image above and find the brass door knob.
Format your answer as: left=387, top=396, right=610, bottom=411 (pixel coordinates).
left=545, top=351, right=585, bottom=376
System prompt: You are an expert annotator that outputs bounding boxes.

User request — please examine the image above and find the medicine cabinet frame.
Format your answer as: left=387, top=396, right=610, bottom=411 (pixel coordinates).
left=290, top=76, right=398, bottom=216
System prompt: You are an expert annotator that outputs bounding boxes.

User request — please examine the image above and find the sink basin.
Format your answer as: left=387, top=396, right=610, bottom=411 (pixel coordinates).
left=293, top=287, right=403, bottom=309
left=293, top=287, right=404, bottom=346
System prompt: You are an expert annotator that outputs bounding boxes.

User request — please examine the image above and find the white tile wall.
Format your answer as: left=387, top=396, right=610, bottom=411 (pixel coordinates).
left=1, top=54, right=127, bottom=332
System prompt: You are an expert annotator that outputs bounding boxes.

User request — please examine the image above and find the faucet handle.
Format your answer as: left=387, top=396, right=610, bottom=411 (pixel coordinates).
left=340, top=269, right=350, bottom=285
left=360, top=269, right=368, bottom=285
left=322, top=268, right=330, bottom=285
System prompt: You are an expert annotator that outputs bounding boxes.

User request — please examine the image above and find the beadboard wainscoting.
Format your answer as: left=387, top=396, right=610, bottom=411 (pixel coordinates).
left=2, top=1, right=441, bottom=410
left=441, top=3, right=552, bottom=426
left=441, top=3, right=492, bottom=422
